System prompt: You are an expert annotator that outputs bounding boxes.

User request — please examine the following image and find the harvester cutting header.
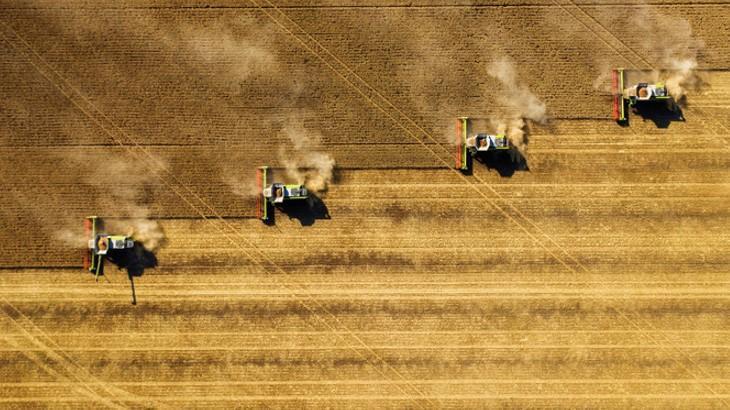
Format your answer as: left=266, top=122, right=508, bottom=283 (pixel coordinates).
left=256, top=166, right=308, bottom=222
left=455, top=117, right=511, bottom=172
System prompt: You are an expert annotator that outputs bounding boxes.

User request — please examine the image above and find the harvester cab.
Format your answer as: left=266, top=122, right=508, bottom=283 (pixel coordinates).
left=629, top=83, right=669, bottom=102
left=455, top=117, right=511, bottom=172
left=92, top=235, right=134, bottom=256
left=612, top=69, right=672, bottom=122
left=263, top=183, right=307, bottom=204
left=256, top=166, right=309, bottom=222
left=84, top=216, right=134, bottom=281
left=468, top=134, right=510, bottom=152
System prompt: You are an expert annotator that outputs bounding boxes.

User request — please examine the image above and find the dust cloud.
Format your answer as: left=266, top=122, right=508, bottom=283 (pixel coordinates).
left=279, top=122, right=336, bottom=193
left=181, top=22, right=336, bottom=197
left=487, top=57, right=548, bottom=150
left=631, top=6, right=704, bottom=101
left=55, top=153, right=165, bottom=251
left=53, top=227, right=89, bottom=248
left=663, top=57, right=701, bottom=102
left=224, top=173, right=260, bottom=199
left=589, top=4, right=704, bottom=101
left=181, top=25, right=278, bottom=92
left=107, top=218, right=165, bottom=252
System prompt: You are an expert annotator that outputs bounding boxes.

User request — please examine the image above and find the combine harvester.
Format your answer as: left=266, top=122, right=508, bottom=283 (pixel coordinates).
left=612, top=68, right=675, bottom=123
left=84, top=216, right=138, bottom=304
left=256, top=166, right=308, bottom=222
left=84, top=216, right=134, bottom=280
left=455, top=116, right=511, bottom=172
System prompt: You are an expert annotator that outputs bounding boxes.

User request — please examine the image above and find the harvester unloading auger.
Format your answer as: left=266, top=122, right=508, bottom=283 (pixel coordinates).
left=84, top=216, right=138, bottom=304
left=612, top=68, right=675, bottom=123
left=455, top=117, right=511, bottom=172
left=256, top=166, right=309, bottom=222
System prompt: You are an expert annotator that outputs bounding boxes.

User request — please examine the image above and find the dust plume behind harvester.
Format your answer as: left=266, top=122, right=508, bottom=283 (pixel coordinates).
left=455, top=117, right=511, bottom=172
left=612, top=68, right=678, bottom=123
left=84, top=216, right=138, bottom=304
left=256, top=166, right=309, bottom=222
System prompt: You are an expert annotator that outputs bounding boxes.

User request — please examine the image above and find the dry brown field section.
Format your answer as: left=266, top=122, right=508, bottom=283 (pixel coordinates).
left=1, top=1, right=729, bottom=408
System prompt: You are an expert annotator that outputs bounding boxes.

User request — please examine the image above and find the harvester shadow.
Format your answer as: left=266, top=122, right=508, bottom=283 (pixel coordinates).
left=262, top=206, right=277, bottom=226
left=106, top=242, right=158, bottom=278
left=279, top=194, right=331, bottom=227
left=633, top=102, right=685, bottom=128
left=474, top=149, right=529, bottom=177
left=461, top=154, right=473, bottom=176
left=106, top=242, right=158, bottom=305
left=331, top=168, right=345, bottom=185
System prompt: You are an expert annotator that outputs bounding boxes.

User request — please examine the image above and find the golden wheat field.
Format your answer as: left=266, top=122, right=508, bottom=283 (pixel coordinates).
left=1, top=0, right=729, bottom=408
